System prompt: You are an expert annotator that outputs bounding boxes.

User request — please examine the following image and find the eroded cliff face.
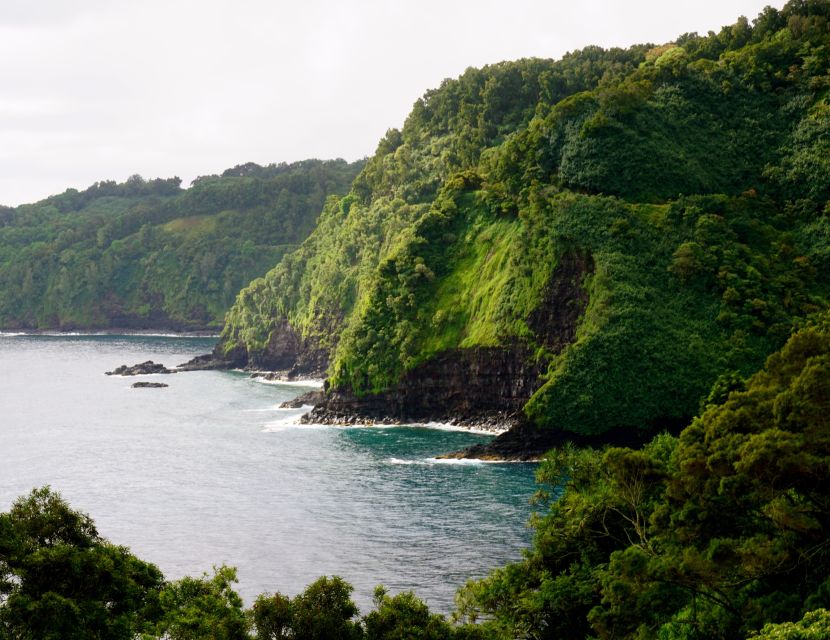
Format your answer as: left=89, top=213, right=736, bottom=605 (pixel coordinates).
left=305, top=250, right=594, bottom=428
left=208, top=249, right=594, bottom=443
left=213, top=319, right=330, bottom=377
left=251, top=320, right=330, bottom=377
left=528, top=251, right=594, bottom=353
left=305, top=346, right=544, bottom=426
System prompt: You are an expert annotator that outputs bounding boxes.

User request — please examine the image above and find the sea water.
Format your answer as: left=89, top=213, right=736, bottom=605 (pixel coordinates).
left=0, top=334, right=537, bottom=612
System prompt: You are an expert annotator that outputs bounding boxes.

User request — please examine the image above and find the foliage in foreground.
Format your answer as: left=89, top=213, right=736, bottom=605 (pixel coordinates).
left=457, top=318, right=830, bottom=639
left=3, top=317, right=830, bottom=638
left=0, top=488, right=479, bottom=639
left=0, top=486, right=164, bottom=639
left=751, top=609, right=830, bottom=639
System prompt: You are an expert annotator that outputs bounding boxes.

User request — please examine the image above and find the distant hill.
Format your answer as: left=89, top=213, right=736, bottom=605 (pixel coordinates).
left=0, top=159, right=363, bottom=330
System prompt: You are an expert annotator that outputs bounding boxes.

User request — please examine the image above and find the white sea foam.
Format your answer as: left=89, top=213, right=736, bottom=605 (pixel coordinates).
left=368, top=422, right=504, bottom=436
left=250, top=376, right=325, bottom=388
left=45, top=332, right=106, bottom=336
left=262, top=420, right=331, bottom=433
left=386, top=457, right=496, bottom=466
left=243, top=404, right=315, bottom=413
left=0, top=332, right=25, bottom=337
left=421, top=421, right=507, bottom=436
left=260, top=416, right=366, bottom=433
left=425, top=457, right=497, bottom=465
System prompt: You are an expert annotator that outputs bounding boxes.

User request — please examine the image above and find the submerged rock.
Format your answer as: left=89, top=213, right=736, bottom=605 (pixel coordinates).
left=106, top=361, right=175, bottom=376
left=131, top=381, right=169, bottom=388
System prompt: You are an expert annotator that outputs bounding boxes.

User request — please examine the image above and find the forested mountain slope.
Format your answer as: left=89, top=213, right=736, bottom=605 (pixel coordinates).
left=0, top=159, right=362, bottom=330
left=458, top=312, right=830, bottom=639
left=218, top=1, right=830, bottom=446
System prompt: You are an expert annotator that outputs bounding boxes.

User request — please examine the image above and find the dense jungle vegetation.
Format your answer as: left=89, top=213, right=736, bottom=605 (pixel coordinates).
left=3, top=1, right=830, bottom=638
left=3, top=315, right=830, bottom=639
left=221, top=0, right=830, bottom=442
left=0, top=159, right=362, bottom=330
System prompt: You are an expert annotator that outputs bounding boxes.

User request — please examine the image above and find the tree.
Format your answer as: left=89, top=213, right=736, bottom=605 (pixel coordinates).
left=290, top=576, right=362, bottom=640
left=750, top=609, right=830, bottom=639
left=0, top=487, right=163, bottom=639
left=151, top=565, right=248, bottom=640
left=250, top=592, right=293, bottom=640
left=364, top=586, right=455, bottom=640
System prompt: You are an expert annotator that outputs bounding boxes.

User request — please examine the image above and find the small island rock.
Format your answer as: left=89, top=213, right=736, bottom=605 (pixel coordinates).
left=106, top=361, right=175, bottom=376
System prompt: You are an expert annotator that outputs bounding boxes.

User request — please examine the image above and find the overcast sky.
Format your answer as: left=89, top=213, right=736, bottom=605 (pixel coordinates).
left=0, top=0, right=783, bottom=206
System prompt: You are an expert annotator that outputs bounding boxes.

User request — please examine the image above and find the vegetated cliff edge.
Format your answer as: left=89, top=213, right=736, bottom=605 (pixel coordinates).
left=217, top=2, right=830, bottom=457
left=0, top=159, right=363, bottom=330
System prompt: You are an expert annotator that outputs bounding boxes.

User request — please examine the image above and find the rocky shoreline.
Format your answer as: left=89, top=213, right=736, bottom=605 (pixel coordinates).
left=279, top=389, right=326, bottom=408
left=299, top=403, right=517, bottom=434
left=106, top=352, right=565, bottom=460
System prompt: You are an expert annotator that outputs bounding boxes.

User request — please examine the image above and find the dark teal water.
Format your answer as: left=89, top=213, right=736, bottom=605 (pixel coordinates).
left=0, top=334, right=537, bottom=612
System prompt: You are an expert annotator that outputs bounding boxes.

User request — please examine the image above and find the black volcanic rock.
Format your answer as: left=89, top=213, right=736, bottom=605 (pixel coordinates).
left=175, top=353, right=236, bottom=371
left=131, top=381, right=169, bottom=388
left=106, top=361, right=175, bottom=376
left=302, top=346, right=543, bottom=427
left=215, top=318, right=333, bottom=380
left=279, top=389, right=325, bottom=408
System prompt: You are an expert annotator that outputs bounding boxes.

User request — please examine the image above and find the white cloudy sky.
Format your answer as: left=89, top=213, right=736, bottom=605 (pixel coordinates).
left=0, top=0, right=782, bottom=206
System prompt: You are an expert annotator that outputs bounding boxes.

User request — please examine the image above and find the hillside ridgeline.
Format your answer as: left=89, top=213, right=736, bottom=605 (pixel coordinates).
left=0, top=159, right=363, bottom=330
left=219, top=2, right=830, bottom=449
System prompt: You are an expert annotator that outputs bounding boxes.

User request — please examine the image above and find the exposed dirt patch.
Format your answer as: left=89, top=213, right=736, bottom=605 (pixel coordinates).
left=528, top=250, right=594, bottom=354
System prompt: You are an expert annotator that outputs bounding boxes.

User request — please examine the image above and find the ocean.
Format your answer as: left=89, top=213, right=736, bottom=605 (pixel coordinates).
left=0, top=333, right=537, bottom=612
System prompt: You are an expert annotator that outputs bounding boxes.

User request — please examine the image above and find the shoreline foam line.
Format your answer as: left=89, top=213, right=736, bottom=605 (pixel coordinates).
left=250, top=376, right=325, bottom=388
left=244, top=404, right=316, bottom=413
left=353, top=421, right=506, bottom=436
left=386, top=457, right=530, bottom=466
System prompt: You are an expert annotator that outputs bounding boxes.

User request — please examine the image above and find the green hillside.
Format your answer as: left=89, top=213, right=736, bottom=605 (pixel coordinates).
left=220, top=0, right=830, bottom=439
left=0, top=159, right=363, bottom=330
left=458, top=313, right=830, bottom=639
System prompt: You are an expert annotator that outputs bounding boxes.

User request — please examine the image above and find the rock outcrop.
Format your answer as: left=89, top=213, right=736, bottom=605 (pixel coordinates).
left=303, top=346, right=543, bottom=427
left=175, top=353, right=238, bottom=371
left=106, top=361, right=175, bottom=376
left=243, top=321, right=330, bottom=379
left=279, top=389, right=326, bottom=408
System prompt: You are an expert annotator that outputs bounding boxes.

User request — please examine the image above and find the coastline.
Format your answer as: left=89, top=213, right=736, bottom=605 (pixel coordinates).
left=299, top=399, right=518, bottom=435
left=0, top=329, right=221, bottom=338
left=248, top=373, right=326, bottom=388
left=97, top=344, right=545, bottom=460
